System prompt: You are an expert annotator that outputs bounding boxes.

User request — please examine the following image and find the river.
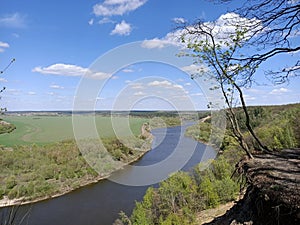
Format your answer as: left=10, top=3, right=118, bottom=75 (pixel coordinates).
left=1, top=123, right=216, bottom=225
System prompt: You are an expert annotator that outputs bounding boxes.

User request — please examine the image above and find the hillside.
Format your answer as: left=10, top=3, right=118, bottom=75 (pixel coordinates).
left=120, top=103, right=300, bottom=225
left=205, top=148, right=300, bottom=225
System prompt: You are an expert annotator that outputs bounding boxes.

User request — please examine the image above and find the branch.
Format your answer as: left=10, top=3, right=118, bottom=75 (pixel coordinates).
left=1, top=58, right=16, bottom=75
left=232, top=46, right=300, bottom=63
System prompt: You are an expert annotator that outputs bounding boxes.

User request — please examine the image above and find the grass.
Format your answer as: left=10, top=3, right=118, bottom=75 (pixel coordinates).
left=0, top=114, right=151, bottom=203
left=0, top=115, right=148, bottom=146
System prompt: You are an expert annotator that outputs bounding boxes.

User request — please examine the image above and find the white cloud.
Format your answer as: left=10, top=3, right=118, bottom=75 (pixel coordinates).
left=134, top=91, right=145, bottom=96
left=98, top=17, right=115, bottom=24
left=141, top=38, right=174, bottom=49
left=191, top=92, right=203, bottom=96
left=28, top=91, right=36, bottom=95
left=0, top=78, right=7, bottom=82
left=244, top=94, right=256, bottom=101
left=32, top=63, right=111, bottom=80
left=148, top=80, right=172, bottom=87
left=269, top=88, right=290, bottom=95
left=88, top=18, right=94, bottom=25
left=0, top=13, right=27, bottom=28
left=184, top=82, right=191, bottom=86
left=7, top=88, right=20, bottom=95
left=142, top=13, right=262, bottom=49
left=33, top=64, right=87, bottom=76
left=288, top=0, right=299, bottom=4
left=172, top=17, right=186, bottom=24
left=96, top=97, right=105, bottom=101
left=0, top=41, right=9, bottom=48
left=173, top=84, right=184, bottom=89
left=93, top=0, right=147, bottom=17
left=181, top=64, right=208, bottom=75
left=0, top=41, right=9, bottom=52
left=87, top=71, right=112, bottom=79
left=12, top=33, right=20, bottom=38
left=129, top=82, right=144, bottom=89
left=110, top=20, right=132, bottom=36
left=50, top=84, right=64, bottom=89
left=148, top=80, right=185, bottom=91
left=122, top=68, right=134, bottom=73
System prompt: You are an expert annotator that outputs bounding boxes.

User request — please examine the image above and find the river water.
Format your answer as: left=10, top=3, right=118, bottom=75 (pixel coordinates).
left=1, top=123, right=216, bottom=225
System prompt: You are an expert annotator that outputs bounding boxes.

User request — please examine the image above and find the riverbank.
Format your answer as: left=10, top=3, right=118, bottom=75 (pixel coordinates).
left=0, top=123, right=154, bottom=208
left=184, top=115, right=212, bottom=145
left=0, top=145, right=152, bottom=208
left=204, top=148, right=300, bottom=225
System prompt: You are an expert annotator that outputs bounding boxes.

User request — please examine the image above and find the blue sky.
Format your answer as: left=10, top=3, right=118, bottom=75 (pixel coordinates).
left=0, top=0, right=299, bottom=111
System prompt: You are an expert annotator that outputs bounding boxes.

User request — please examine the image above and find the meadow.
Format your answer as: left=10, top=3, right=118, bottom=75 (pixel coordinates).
left=0, top=114, right=152, bottom=203
left=0, top=115, right=148, bottom=146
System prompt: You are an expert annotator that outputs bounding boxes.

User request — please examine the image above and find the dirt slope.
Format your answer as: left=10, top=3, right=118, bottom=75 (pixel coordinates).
left=204, top=148, right=300, bottom=225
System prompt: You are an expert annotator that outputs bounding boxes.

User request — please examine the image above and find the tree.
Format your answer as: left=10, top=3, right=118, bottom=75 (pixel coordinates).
left=179, top=0, right=300, bottom=157
left=179, top=14, right=267, bottom=158
left=212, top=0, right=300, bottom=84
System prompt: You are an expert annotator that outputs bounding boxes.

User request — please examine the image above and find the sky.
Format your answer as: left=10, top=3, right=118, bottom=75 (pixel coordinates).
left=0, top=0, right=299, bottom=111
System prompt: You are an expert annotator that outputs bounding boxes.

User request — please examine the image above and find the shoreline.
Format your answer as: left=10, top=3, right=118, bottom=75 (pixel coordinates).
left=0, top=126, right=154, bottom=208
left=0, top=144, right=152, bottom=208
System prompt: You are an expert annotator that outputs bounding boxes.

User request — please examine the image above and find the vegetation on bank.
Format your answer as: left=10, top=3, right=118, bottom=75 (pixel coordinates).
left=0, top=115, right=155, bottom=204
left=0, top=113, right=195, bottom=205
left=186, top=104, right=300, bottom=150
left=0, top=120, right=15, bottom=135
left=116, top=152, right=242, bottom=225
left=149, top=116, right=182, bottom=129
left=0, top=137, right=152, bottom=203
left=116, top=103, right=300, bottom=225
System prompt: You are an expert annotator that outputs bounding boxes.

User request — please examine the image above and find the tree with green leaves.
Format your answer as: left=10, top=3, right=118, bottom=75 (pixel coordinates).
left=179, top=14, right=267, bottom=158
left=179, top=0, right=299, bottom=157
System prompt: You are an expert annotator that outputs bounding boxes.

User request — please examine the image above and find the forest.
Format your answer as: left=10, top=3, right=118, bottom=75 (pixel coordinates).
left=116, top=103, right=300, bottom=225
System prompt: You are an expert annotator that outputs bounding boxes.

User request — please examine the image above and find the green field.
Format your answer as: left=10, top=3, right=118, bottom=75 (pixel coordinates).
left=0, top=114, right=152, bottom=201
left=0, top=115, right=148, bottom=146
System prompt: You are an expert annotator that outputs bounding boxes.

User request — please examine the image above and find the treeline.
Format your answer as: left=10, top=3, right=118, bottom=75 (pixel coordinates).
left=0, top=137, right=151, bottom=202
left=186, top=103, right=300, bottom=150
left=116, top=103, right=300, bottom=225
left=237, top=104, right=300, bottom=150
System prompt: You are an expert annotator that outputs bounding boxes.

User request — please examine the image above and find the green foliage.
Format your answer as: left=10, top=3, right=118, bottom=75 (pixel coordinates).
left=243, top=104, right=300, bottom=149
left=149, top=116, right=182, bottom=129
left=214, top=176, right=239, bottom=203
left=131, top=187, right=155, bottom=225
left=125, top=150, right=240, bottom=225
left=0, top=115, right=147, bottom=146
left=199, top=176, right=220, bottom=208
left=0, top=135, right=149, bottom=202
left=0, top=120, right=15, bottom=134
left=185, top=122, right=211, bottom=143
left=158, top=172, right=198, bottom=215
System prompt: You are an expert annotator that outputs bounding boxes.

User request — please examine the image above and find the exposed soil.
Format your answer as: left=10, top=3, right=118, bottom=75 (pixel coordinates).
left=197, top=202, right=235, bottom=224
left=203, top=148, right=300, bottom=225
